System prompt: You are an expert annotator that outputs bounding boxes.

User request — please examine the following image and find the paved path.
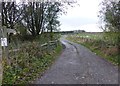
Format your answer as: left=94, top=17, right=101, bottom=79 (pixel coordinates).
left=34, top=38, right=118, bottom=84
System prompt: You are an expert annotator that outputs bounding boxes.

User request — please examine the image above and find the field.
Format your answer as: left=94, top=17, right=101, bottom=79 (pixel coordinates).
left=67, top=32, right=119, bottom=65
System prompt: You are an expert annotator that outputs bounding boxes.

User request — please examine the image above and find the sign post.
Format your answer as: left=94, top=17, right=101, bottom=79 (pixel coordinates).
left=0, top=26, right=3, bottom=86
left=1, top=26, right=9, bottom=64
left=0, top=2, right=3, bottom=85
left=0, top=26, right=9, bottom=85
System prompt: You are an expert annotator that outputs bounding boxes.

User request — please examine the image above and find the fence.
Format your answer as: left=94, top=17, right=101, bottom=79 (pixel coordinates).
left=41, top=40, right=59, bottom=52
left=2, top=38, right=60, bottom=84
left=9, top=40, right=59, bottom=53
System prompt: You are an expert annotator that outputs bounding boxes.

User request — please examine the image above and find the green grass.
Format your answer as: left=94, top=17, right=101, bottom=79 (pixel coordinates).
left=81, top=42, right=119, bottom=65
left=2, top=41, right=63, bottom=84
left=76, top=32, right=103, bottom=40
left=67, top=33, right=119, bottom=65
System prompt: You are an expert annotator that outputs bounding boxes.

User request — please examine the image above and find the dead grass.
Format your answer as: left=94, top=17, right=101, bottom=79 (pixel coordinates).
left=101, top=47, right=118, bottom=56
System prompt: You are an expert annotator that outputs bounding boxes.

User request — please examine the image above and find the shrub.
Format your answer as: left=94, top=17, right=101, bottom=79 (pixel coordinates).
left=3, top=41, right=62, bottom=84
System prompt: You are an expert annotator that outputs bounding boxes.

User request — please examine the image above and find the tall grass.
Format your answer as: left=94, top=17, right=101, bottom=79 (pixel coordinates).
left=67, top=32, right=119, bottom=65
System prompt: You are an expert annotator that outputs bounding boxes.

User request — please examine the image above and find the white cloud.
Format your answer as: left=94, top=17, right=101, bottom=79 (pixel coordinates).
left=76, top=24, right=103, bottom=32
left=60, top=23, right=103, bottom=32
left=59, top=0, right=103, bottom=32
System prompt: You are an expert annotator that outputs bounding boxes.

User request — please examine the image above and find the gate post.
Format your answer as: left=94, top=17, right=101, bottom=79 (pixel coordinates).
left=0, top=26, right=3, bottom=86
left=0, top=2, right=3, bottom=85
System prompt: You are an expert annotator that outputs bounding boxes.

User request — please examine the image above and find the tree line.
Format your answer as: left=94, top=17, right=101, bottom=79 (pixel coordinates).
left=1, top=1, right=75, bottom=39
left=99, top=0, right=120, bottom=32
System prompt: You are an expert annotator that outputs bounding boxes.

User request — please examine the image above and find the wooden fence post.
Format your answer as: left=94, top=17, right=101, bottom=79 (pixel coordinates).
left=1, top=26, right=9, bottom=65
left=0, top=2, right=3, bottom=85
left=0, top=25, right=3, bottom=86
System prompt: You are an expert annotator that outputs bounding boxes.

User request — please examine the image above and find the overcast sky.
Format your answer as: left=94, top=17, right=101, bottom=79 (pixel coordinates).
left=59, top=0, right=103, bottom=32
left=15, top=0, right=103, bottom=32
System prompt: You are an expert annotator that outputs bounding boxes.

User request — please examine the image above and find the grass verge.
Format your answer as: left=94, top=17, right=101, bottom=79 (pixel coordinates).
left=67, top=36, right=119, bottom=66
left=2, top=41, right=63, bottom=84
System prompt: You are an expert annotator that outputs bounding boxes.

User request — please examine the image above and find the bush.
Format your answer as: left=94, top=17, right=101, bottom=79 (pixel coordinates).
left=3, top=41, right=62, bottom=84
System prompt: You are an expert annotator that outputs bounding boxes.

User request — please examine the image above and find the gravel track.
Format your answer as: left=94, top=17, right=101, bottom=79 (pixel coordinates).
left=34, top=37, right=118, bottom=84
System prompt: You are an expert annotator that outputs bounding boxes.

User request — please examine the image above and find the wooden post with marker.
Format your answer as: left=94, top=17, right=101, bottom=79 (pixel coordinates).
left=0, top=2, right=3, bottom=85
left=1, top=26, right=10, bottom=66
left=0, top=26, right=3, bottom=86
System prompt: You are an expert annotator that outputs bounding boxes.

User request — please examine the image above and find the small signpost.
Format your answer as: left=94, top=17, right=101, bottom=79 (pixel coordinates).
left=0, top=2, right=3, bottom=85
left=0, top=25, right=10, bottom=85
left=0, top=26, right=9, bottom=85
left=1, top=38, right=7, bottom=47
left=0, top=27, right=2, bottom=86
left=1, top=26, right=9, bottom=63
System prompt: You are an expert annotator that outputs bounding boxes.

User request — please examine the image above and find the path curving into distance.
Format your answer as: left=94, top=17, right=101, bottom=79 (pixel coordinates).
left=34, top=36, right=118, bottom=84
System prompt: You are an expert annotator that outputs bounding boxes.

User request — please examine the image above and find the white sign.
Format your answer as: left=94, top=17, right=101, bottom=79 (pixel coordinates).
left=1, top=38, right=8, bottom=46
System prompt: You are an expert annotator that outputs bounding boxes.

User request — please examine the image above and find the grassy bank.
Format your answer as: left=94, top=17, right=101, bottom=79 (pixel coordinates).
left=67, top=32, right=119, bottom=65
left=2, top=40, right=63, bottom=84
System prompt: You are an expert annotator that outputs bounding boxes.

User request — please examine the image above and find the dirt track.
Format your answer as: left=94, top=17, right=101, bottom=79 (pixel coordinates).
left=34, top=37, right=118, bottom=84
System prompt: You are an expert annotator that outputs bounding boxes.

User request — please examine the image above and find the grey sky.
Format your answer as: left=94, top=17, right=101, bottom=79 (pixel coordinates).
left=13, top=0, right=103, bottom=32
left=59, top=0, right=103, bottom=32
